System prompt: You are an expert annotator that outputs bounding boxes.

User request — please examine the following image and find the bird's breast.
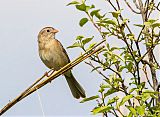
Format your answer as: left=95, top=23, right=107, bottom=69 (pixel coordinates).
left=39, top=40, right=69, bottom=70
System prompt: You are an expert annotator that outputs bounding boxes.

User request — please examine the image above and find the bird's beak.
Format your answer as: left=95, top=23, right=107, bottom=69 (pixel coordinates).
left=53, top=29, right=59, bottom=33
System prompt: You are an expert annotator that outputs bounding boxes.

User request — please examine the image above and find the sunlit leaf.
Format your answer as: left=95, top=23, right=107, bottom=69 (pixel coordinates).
left=119, top=94, right=133, bottom=106
left=67, top=42, right=81, bottom=49
left=126, top=106, right=137, bottom=116
left=152, top=23, right=160, bottom=28
left=89, top=42, right=96, bottom=48
left=107, top=96, right=119, bottom=105
left=80, top=95, right=99, bottom=103
left=66, top=1, right=80, bottom=6
left=103, top=19, right=117, bottom=25
left=144, top=21, right=152, bottom=27
left=90, top=9, right=100, bottom=17
left=134, top=24, right=144, bottom=27
left=92, top=106, right=113, bottom=115
left=76, top=3, right=92, bottom=12
left=82, top=36, right=94, bottom=45
left=129, top=88, right=137, bottom=94
left=104, top=88, right=118, bottom=97
left=141, top=93, right=150, bottom=102
left=136, top=105, right=145, bottom=116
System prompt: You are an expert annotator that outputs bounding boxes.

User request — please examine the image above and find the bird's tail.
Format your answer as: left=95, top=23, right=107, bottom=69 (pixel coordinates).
left=64, top=71, right=86, bottom=99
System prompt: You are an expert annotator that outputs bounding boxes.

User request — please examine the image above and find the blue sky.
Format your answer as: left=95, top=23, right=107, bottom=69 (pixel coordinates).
left=0, top=0, right=159, bottom=116
left=0, top=0, right=104, bottom=116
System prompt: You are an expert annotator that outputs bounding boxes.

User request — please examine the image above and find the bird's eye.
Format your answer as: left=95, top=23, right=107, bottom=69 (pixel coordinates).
left=46, top=30, right=50, bottom=32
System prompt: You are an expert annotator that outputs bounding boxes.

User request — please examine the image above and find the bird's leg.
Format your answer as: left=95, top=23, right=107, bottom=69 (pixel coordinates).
left=44, top=72, right=50, bottom=77
left=44, top=69, right=55, bottom=77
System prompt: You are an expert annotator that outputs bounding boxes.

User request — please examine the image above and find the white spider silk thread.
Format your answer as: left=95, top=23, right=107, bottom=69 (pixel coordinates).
left=36, top=90, right=45, bottom=117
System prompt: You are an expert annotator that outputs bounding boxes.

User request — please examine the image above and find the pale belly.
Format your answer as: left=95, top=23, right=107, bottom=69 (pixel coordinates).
left=39, top=45, right=69, bottom=70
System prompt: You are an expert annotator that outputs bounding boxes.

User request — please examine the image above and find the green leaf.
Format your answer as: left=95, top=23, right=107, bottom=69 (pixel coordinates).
left=79, top=18, right=88, bottom=27
left=76, top=3, right=91, bottom=12
left=100, top=84, right=111, bottom=89
left=139, top=82, right=145, bottom=90
left=80, top=95, right=99, bottom=103
left=137, top=82, right=145, bottom=90
left=95, top=12, right=102, bottom=19
left=143, top=90, right=159, bottom=94
left=85, top=6, right=91, bottom=12
left=119, top=66, right=126, bottom=72
left=76, top=35, right=84, bottom=40
left=90, top=9, right=100, bottom=17
left=144, top=21, right=152, bottom=27
left=150, top=93, right=158, bottom=99
left=66, top=1, right=80, bottom=6
left=104, top=19, right=117, bottom=25
left=136, top=105, right=145, bottom=116
left=96, top=23, right=106, bottom=27
left=92, top=106, right=113, bottom=115
left=111, top=10, right=122, bottom=19
left=76, top=4, right=86, bottom=11
left=82, top=36, right=94, bottom=45
left=88, top=42, right=96, bottom=49
left=127, top=34, right=135, bottom=41
left=90, top=4, right=95, bottom=9
left=129, top=88, right=137, bottom=94
left=119, top=94, right=133, bottom=106
left=126, top=106, right=137, bottom=116
left=141, top=93, right=150, bottom=101
left=67, top=42, right=81, bottom=49
left=114, top=77, right=123, bottom=82
left=90, top=9, right=103, bottom=19
left=107, top=96, right=119, bottom=105
left=128, top=112, right=133, bottom=117
left=126, top=62, right=133, bottom=72
left=134, top=24, right=144, bottom=27
left=152, top=23, right=160, bottom=28
left=123, top=18, right=129, bottom=24
left=104, top=88, right=118, bottom=97
left=98, top=87, right=105, bottom=93
left=148, top=19, right=157, bottom=24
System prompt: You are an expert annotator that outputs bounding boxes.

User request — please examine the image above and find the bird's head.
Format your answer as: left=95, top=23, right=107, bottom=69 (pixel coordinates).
left=38, top=27, right=59, bottom=42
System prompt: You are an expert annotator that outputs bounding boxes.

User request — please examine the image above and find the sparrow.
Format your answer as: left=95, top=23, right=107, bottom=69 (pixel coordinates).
left=38, top=27, right=86, bottom=99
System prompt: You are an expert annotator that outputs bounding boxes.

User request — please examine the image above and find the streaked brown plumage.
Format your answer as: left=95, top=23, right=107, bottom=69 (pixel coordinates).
left=38, top=27, right=86, bottom=99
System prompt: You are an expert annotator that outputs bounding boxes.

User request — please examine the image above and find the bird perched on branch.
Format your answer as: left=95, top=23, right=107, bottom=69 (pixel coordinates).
left=38, top=27, right=86, bottom=99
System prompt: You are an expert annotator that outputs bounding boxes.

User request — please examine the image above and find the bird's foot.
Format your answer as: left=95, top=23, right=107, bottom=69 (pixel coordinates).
left=44, top=69, right=55, bottom=77
left=44, top=72, right=50, bottom=77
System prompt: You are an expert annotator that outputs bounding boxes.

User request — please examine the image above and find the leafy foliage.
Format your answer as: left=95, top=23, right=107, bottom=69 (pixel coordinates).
left=67, top=0, right=160, bottom=116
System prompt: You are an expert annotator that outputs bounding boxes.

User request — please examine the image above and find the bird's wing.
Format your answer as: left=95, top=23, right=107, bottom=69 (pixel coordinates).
left=55, top=39, right=71, bottom=63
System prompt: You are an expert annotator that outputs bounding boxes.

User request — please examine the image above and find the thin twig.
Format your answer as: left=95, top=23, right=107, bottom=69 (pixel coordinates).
left=124, top=0, right=141, bottom=14
left=85, top=61, right=109, bottom=80
left=157, top=2, right=160, bottom=11
left=137, top=45, right=155, bottom=63
left=133, top=0, right=140, bottom=9
left=142, top=65, right=154, bottom=89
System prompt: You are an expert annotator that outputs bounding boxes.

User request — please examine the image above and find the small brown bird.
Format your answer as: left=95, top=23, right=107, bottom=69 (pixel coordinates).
left=38, top=27, right=86, bottom=99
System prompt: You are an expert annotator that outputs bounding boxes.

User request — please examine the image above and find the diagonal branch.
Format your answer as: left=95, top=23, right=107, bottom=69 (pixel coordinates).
left=0, top=40, right=105, bottom=115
